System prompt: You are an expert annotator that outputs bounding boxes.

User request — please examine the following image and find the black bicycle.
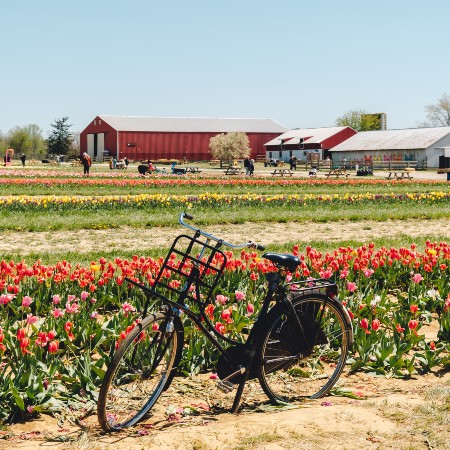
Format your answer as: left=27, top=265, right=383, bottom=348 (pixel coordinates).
left=97, top=212, right=353, bottom=432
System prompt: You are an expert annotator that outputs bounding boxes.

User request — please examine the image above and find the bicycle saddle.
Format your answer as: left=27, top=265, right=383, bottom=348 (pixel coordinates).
left=262, top=253, right=301, bottom=272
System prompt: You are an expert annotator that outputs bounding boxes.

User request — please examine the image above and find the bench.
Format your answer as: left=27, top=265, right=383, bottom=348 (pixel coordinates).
left=271, top=168, right=293, bottom=177
left=210, top=159, right=220, bottom=165
left=224, top=166, right=243, bottom=175
left=325, top=168, right=349, bottom=178
left=387, top=168, right=414, bottom=180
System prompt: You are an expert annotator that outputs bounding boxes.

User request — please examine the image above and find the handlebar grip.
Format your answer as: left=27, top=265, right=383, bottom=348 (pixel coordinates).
left=256, top=244, right=265, bottom=251
left=183, top=212, right=194, bottom=220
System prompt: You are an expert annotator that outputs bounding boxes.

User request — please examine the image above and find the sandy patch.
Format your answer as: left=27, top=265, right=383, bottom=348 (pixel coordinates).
left=1, top=370, right=449, bottom=450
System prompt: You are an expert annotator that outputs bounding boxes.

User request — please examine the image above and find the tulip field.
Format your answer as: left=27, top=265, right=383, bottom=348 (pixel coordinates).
left=0, top=166, right=449, bottom=425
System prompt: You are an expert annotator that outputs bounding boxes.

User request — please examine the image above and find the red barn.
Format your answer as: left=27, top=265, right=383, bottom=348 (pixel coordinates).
left=264, top=126, right=357, bottom=162
left=80, top=115, right=288, bottom=161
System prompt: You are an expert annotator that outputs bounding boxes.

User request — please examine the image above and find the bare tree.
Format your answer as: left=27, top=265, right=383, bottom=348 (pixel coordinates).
left=424, top=93, right=450, bottom=127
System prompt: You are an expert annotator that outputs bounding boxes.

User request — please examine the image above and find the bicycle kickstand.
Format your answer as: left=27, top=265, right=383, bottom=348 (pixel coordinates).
left=230, top=367, right=251, bottom=413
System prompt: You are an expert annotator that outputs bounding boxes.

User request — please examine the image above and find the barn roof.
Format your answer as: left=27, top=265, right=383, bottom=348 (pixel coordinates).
left=98, top=115, right=288, bottom=133
left=332, top=127, right=450, bottom=152
left=264, top=126, right=351, bottom=146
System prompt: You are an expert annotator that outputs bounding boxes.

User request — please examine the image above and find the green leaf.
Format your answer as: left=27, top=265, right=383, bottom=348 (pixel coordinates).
left=9, top=381, right=25, bottom=411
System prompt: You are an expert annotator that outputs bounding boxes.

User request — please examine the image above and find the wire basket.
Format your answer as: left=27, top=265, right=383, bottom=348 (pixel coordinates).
left=150, top=234, right=227, bottom=308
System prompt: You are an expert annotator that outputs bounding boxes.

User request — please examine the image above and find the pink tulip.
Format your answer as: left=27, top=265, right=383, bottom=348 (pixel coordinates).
left=122, top=302, right=136, bottom=315
left=246, top=303, right=255, bottom=315
left=216, top=294, right=228, bottom=305
left=52, top=308, right=64, bottom=318
left=80, top=291, right=89, bottom=301
left=347, top=282, right=358, bottom=293
left=412, top=273, right=423, bottom=284
left=235, top=291, right=245, bottom=302
left=22, top=296, right=33, bottom=307
left=26, top=313, right=39, bottom=325
left=52, top=294, right=61, bottom=305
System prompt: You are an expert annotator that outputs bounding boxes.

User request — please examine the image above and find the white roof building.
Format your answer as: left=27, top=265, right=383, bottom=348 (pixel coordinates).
left=331, top=127, right=450, bottom=168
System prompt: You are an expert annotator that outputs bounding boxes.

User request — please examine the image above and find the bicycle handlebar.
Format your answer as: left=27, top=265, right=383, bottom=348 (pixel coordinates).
left=179, top=212, right=265, bottom=251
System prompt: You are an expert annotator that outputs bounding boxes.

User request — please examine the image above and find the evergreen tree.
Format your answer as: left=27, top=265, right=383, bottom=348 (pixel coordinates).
left=47, top=117, right=72, bottom=155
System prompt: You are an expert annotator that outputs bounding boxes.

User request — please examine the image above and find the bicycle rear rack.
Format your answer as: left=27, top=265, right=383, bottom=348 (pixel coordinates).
left=287, top=278, right=338, bottom=298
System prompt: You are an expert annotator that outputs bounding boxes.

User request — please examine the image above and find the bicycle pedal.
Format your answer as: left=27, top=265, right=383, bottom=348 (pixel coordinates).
left=217, top=380, right=235, bottom=393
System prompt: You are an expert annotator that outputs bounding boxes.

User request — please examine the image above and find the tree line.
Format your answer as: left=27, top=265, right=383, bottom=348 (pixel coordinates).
left=336, top=93, right=450, bottom=131
left=0, top=117, right=79, bottom=160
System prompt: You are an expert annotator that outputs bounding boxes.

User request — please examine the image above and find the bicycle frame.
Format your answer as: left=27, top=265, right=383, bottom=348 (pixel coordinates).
left=124, top=212, right=346, bottom=412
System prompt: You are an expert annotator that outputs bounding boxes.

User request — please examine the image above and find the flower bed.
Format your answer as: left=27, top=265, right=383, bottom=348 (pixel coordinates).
left=1, top=192, right=450, bottom=212
left=0, top=242, right=449, bottom=423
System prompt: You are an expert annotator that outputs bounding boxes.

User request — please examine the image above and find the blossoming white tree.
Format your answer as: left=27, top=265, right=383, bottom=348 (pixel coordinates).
left=209, top=131, right=250, bottom=163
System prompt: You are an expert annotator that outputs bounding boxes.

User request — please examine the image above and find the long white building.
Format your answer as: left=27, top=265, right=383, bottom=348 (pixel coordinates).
left=331, top=127, right=450, bottom=168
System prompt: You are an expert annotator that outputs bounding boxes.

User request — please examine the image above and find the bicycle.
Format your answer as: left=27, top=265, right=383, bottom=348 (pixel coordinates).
left=97, top=212, right=354, bottom=432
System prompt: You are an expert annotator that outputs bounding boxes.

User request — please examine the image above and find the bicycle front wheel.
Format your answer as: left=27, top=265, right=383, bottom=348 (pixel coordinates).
left=97, top=312, right=183, bottom=432
left=258, top=295, right=350, bottom=403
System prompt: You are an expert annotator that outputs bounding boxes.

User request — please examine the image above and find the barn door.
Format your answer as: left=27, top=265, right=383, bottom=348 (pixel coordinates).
left=87, top=134, right=94, bottom=158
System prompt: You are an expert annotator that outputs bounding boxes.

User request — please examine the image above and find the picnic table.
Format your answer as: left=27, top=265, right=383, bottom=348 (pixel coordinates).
left=271, top=168, right=293, bottom=177
left=325, top=168, right=349, bottom=178
left=224, top=166, right=243, bottom=175
left=185, top=166, right=201, bottom=174
left=387, top=168, right=414, bottom=180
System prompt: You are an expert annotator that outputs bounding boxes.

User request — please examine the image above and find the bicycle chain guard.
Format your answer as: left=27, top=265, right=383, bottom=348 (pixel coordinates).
left=216, top=344, right=257, bottom=383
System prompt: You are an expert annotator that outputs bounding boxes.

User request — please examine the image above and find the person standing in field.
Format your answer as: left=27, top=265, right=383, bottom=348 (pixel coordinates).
left=81, top=152, right=92, bottom=176
left=244, top=157, right=250, bottom=176
left=20, top=154, right=26, bottom=167
left=249, top=158, right=255, bottom=176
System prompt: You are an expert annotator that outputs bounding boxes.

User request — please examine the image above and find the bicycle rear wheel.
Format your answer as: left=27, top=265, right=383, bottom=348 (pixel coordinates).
left=257, top=295, right=350, bottom=402
left=97, top=312, right=183, bottom=432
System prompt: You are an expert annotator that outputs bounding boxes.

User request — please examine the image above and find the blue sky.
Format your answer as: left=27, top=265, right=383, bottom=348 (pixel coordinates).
left=1, top=0, right=449, bottom=136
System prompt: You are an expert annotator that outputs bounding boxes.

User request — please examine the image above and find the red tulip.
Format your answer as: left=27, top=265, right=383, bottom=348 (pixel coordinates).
left=48, top=340, right=59, bottom=354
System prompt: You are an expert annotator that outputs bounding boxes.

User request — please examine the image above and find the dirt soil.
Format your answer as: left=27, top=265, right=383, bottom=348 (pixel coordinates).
left=1, top=218, right=450, bottom=256
left=1, top=370, right=449, bottom=450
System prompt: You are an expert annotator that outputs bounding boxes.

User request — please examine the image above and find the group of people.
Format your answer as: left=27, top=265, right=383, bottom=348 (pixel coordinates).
left=109, top=156, right=129, bottom=170
left=243, top=157, right=255, bottom=176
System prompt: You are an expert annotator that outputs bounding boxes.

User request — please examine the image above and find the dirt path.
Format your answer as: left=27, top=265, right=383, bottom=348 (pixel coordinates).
left=2, top=218, right=450, bottom=256
left=2, top=370, right=449, bottom=450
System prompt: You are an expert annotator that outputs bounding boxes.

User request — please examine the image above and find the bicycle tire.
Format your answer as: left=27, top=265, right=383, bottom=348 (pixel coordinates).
left=257, top=294, right=350, bottom=403
left=97, top=312, right=183, bottom=432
